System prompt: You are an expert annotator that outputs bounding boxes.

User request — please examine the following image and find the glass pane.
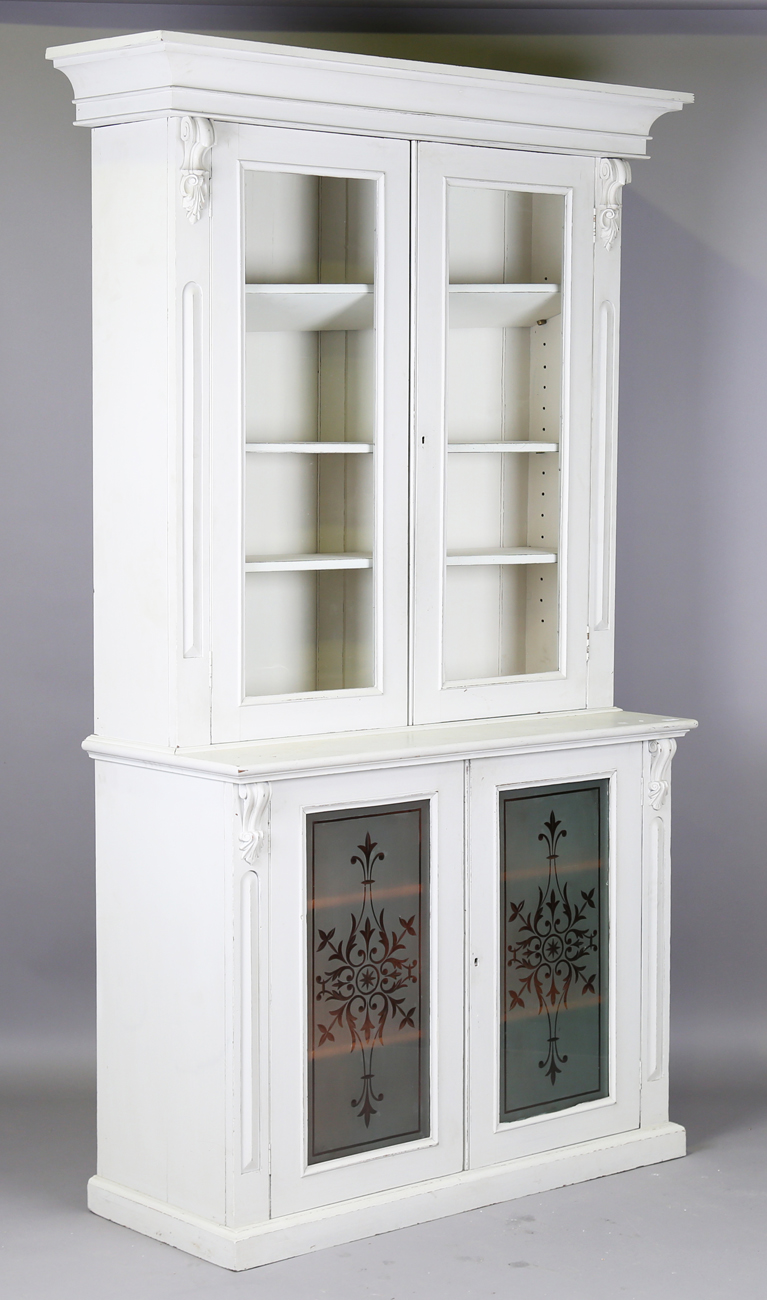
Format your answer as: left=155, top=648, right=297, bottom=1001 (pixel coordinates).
left=243, top=171, right=376, bottom=697
left=444, top=184, right=564, bottom=683
left=500, top=781, right=608, bottom=1123
left=307, top=801, right=430, bottom=1164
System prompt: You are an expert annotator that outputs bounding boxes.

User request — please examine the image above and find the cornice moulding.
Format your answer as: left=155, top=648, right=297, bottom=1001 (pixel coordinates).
left=47, top=30, right=692, bottom=157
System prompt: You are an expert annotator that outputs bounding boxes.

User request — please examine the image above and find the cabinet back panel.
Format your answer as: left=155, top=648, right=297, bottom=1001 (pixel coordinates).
left=245, top=171, right=319, bottom=283
left=315, top=569, right=374, bottom=691
left=245, top=454, right=317, bottom=557
left=446, top=453, right=528, bottom=552
left=448, top=328, right=530, bottom=442
left=245, top=172, right=374, bottom=284
left=444, top=566, right=528, bottom=681
left=244, top=571, right=317, bottom=695
left=245, top=332, right=318, bottom=442
left=244, top=454, right=373, bottom=559
left=318, top=331, right=375, bottom=443
left=448, top=187, right=562, bottom=285
left=244, top=569, right=373, bottom=696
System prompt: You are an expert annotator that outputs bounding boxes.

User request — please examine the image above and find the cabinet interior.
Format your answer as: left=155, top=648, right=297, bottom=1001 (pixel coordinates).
left=243, top=171, right=376, bottom=698
left=444, top=184, right=564, bottom=683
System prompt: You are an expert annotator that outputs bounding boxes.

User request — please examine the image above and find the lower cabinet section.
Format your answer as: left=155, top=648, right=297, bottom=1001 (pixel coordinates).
left=88, top=720, right=688, bottom=1269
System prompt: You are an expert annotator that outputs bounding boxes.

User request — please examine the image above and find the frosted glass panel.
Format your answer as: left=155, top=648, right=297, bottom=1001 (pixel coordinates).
left=444, top=185, right=564, bottom=683
left=243, top=172, right=376, bottom=697
left=500, top=781, right=608, bottom=1122
left=307, top=802, right=430, bottom=1163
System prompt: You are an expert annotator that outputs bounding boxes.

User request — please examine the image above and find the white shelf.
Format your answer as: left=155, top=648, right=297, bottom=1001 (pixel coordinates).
left=446, top=548, right=557, bottom=566
left=245, top=284, right=373, bottom=332
left=246, top=554, right=373, bottom=572
left=449, top=284, right=561, bottom=329
left=246, top=442, right=373, bottom=454
left=448, top=441, right=558, bottom=454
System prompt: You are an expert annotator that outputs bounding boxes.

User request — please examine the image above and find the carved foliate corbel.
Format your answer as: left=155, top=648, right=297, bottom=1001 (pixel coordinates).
left=180, top=116, right=215, bottom=224
left=596, top=157, right=631, bottom=252
left=238, top=783, right=270, bottom=864
left=647, top=738, right=676, bottom=811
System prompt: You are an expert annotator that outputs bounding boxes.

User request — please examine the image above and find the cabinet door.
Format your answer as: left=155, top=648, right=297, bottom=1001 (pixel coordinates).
left=268, top=762, right=464, bottom=1215
left=468, top=744, right=641, bottom=1168
left=211, top=124, right=410, bottom=741
left=413, top=143, right=596, bottom=723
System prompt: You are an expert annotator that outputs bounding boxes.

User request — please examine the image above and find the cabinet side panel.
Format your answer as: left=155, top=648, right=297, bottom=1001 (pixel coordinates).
left=94, top=761, right=228, bottom=1222
left=92, top=121, right=172, bottom=744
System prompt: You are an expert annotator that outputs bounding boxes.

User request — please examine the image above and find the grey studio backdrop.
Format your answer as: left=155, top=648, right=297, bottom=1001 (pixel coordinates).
left=1, top=3, right=765, bottom=1103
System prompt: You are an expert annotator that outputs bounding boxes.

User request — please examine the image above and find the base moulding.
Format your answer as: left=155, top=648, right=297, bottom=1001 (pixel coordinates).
left=87, top=1122, right=686, bottom=1271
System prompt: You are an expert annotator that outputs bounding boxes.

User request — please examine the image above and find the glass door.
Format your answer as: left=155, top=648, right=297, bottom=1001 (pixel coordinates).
left=467, top=744, right=642, bottom=1168
left=268, top=762, right=465, bottom=1216
left=413, top=143, right=596, bottom=724
left=211, top=125, right=410, bottom=742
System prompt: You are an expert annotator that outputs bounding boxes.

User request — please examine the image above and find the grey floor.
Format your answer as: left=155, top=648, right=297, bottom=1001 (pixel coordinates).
left=1, top=1056, right=764, bottom=1299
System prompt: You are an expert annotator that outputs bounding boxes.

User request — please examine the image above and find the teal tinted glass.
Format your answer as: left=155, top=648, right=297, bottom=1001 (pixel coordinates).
left=307, top=801, right=429, bottom=1164
left=500, top=781, right=608, bottom=1122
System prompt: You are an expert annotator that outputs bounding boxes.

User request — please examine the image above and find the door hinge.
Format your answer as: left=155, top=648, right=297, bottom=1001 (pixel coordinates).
left=586, top=627, right=591, bottom=661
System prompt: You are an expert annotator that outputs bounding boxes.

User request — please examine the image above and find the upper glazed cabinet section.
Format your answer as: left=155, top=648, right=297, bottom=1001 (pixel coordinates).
left=48, top=33, right=690, bottom=748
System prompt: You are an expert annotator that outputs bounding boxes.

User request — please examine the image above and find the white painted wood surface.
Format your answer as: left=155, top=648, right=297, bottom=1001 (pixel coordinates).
left=82, top=708, right=696, bottom=784
left=245, top=284, right=373, bottom=332
left=49, top=32, right=694, bottom=1272
left=88, top=1121, right=686, bottom=1270
left=449, top=285, right=561, bottom=328
left=94, top=762, right=232, bottom=1220
left=47, top=30, right=691, bottom=159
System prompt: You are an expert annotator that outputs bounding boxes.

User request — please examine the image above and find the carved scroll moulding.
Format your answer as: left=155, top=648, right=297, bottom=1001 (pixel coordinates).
left=180, top=116, right=215, bottom=223
left=596, top=157, right=631, bottom=251
left=647, top=738, right=676, bottom=811
left=238, top=783, right=270, bottom=863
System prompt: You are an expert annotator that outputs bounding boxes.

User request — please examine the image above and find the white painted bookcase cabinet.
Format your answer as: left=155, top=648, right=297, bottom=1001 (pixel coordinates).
left=49, top=32, right=695, bottom=1270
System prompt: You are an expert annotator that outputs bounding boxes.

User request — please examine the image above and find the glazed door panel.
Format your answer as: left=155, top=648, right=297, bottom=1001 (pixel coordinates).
left=499, top=779, right=609, bottom=1123
left=268, top=762, right=464, bottom=1215
left=307, top=799, right=431, bottom=1163
left=211, top=123, right=411, bottom=742
left=468, top=743, right=642, bottom=1168
left=412, top=142, right=596, bottom=724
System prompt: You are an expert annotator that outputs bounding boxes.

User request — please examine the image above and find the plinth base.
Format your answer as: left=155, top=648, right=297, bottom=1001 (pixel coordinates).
left=88, top=1122, right=686, bottom=1272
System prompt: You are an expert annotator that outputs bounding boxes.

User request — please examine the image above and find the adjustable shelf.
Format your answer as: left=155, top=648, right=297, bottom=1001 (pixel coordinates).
left=449, top=284, right=561, bottom=328
left=246, top=554, right=373, bottom=572
left=246, top=442, right=373, bottom=454
left=245, top=284, right=373, bottom=332
left=446, top=548, right=557, bottom=566
left=448, top=442, right=558, bottom=454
